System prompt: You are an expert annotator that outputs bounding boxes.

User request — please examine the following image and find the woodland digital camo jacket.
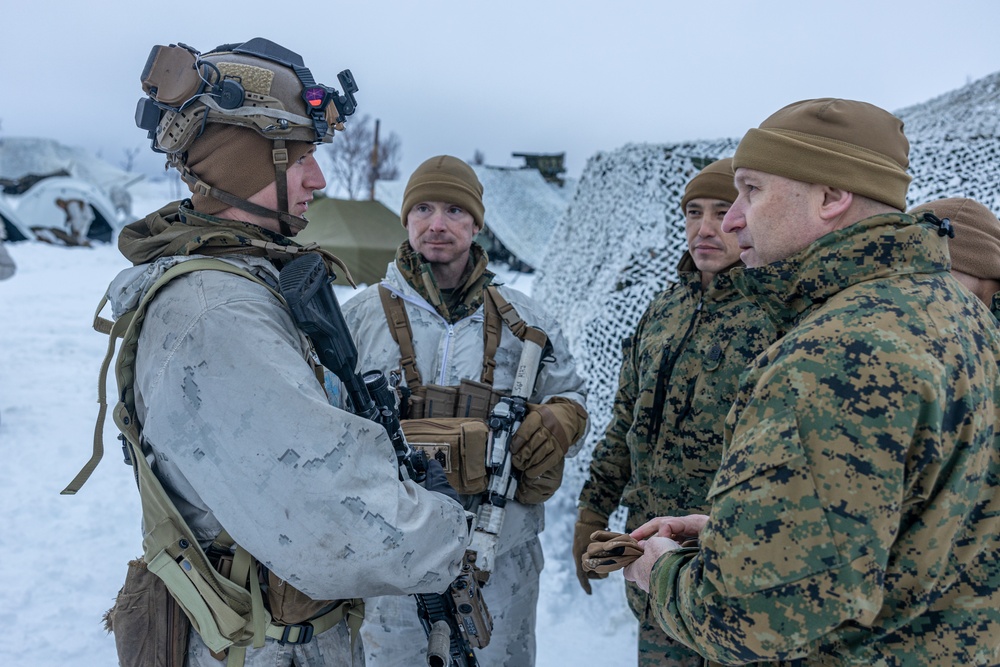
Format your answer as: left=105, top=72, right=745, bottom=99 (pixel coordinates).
left=649, top=214, right=1000, bottom=665
left=577, top=252, right=777, bottom=623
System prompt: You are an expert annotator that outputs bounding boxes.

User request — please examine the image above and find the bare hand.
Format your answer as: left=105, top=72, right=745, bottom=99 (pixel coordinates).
left=630, top=514, right=708, bottom=543
left=623, top=536, right=680, bottom=592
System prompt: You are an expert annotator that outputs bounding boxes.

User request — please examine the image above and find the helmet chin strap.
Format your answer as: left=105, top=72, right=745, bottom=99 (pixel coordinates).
left=172, top=139, right=309, bottom=236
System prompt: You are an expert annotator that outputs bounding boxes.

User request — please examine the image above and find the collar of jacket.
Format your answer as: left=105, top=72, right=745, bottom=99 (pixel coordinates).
left=729, top=213, right=950, bottom=330
left=394, top=241, right=495, bottom=324
left=118, top=200, right=300, bottom=266
left=675, top=250, right=744, bottom=306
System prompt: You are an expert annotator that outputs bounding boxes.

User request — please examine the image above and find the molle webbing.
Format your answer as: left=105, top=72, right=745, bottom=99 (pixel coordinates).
left=378, top=284, right=532, bottom=390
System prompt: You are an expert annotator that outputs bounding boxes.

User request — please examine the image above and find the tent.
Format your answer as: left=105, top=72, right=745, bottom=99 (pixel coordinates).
left=295, top=196, right=407, bottom=286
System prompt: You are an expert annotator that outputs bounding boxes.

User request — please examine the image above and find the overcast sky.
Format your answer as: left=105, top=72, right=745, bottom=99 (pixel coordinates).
left=3, top=0, right=999, bottom=183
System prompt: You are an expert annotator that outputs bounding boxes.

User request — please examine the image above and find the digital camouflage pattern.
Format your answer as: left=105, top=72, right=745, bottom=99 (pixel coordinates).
left=578, top=251, right=777, bottom=666
left=649, top=214, right=1000, bottom=666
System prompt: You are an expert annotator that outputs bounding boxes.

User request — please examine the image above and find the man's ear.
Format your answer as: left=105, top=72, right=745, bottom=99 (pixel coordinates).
left=818, top=186, right=854, bottom=227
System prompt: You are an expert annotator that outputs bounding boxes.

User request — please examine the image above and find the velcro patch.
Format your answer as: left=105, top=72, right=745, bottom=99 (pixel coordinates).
left=217, top=63, right=274, bottom=95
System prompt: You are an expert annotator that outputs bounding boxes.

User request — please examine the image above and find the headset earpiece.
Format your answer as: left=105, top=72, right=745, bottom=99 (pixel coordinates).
left=217, top=78, right=245, bottom=110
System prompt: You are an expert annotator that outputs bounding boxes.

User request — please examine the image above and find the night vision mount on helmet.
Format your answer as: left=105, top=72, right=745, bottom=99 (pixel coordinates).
left=136, top=38, right=357, bottom=154
left=134, top=37, right=358, bottom=235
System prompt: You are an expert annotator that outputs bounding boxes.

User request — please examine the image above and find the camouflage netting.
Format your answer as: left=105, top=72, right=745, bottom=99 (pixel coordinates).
left=537, top=71, right=1000, bottom=521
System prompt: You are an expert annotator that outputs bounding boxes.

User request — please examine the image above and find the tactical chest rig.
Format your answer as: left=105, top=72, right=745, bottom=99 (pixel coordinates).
left=378, top=284, right=532, bottom=495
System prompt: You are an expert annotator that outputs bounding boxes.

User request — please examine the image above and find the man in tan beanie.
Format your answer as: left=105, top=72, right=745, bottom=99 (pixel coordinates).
left=623, top=99, right=1000, bottom=665
left=909, top=197, right=1000, bottom=309
left=575, top=158, right=777, bottom=667
left=342, top=155, right=589, bottom=667
left=93, top=40, right=473, bottom=667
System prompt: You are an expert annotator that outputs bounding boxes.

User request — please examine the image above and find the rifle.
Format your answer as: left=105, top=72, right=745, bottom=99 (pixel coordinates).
left=278, top=252, right=491, bottom=667
left=467, top=309, right=552, bottom=574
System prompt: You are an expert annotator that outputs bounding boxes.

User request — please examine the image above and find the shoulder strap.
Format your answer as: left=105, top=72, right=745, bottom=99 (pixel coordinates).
left=481, top=286, right=549, bottom=385
left=378, top=285, right=423, bottom=389
left=480, top=288, right=503, bottom=386
left=63, top=258, right=280, bottom=495
left=484, top=285, right=548, bottom=349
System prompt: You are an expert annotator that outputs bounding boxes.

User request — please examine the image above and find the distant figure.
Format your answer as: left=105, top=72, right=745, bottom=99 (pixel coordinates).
left=0, top=222, right=15, bottom=280
left=908, top=196, right=1000, bottom=313
left=575, top=158, right=778, bottom=667
left=31, top=197, right=93, bottom=247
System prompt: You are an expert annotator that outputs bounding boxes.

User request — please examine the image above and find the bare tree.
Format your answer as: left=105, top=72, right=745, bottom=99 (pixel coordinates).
left=121, top=147, right=141, bottom=173
left=322, top=114, right=402, bottom=200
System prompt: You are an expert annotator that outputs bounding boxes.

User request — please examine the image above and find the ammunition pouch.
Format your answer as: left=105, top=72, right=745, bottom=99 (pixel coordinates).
left=403, top=378, right=504, bottom=420
left=401, top=378, right=509, bottom=495
left=403, top=418, right=491, bottom=495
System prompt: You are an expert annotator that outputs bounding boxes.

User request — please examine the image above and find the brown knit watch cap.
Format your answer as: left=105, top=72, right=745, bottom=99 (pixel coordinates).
left=909, top=197, right=1000, bottom=281
left=401, top=155, right=485, bottom=229
left=733, top=98, right=911, bottom=211
left=681, top=158, right=737, bottom=211
left=185, top=124, right=313, bottom=214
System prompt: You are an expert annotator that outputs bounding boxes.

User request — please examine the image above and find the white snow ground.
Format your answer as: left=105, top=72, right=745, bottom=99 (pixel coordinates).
left=0, top=182, right=637, bottom=665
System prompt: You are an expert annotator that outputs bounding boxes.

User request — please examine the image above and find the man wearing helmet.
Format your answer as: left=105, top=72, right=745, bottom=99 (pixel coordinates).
left=101, top=39, right=471, bottom=666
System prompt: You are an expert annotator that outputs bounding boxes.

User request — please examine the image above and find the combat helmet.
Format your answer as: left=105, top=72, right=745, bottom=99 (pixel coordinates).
left=135, top=37, right=358, bottom=234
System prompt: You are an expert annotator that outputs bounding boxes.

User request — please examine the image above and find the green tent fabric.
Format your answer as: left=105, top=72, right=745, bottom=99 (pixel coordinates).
left=295, top=197, right=407, bottom=286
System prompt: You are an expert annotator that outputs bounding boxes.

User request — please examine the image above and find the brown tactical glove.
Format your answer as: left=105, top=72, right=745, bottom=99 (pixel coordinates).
left=573, top=508, right=609, bottom=594
left=583, top=530, right=644, bottom=574
left=515, top=457, right=564, bottom=505
left=511, top=397, right=588, bottom=478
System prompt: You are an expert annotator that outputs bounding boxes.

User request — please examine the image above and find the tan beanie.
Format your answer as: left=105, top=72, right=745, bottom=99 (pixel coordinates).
left=732, top=98, right=911, bottom=211
left=184, top=124, right=313, bottom=215
left=400, top=155, right=485, bottom=229
left=681, top=158, right=737, bottom=211
left=909, top=197, right=1000, bottom=281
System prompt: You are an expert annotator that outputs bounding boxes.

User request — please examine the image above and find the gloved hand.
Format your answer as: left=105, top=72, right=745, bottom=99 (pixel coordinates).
left=573, top=508, right=608, bottom=594
left=515, top=457, right=564, bottom=505
left=422, top=457, right=460, bottom=504
left=511, top=397, right=587, bottom=478
left=583, top=530, right=644, bottom=574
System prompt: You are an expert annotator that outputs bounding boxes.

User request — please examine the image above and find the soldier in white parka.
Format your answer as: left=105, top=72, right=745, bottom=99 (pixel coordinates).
left=103, top=39, right=471, bottom=667
left=343, top=155, right=590, bottom=667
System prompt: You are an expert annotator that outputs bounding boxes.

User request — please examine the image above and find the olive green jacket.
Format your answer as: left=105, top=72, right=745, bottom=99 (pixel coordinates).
left=578, top=251, right=777, bottom=620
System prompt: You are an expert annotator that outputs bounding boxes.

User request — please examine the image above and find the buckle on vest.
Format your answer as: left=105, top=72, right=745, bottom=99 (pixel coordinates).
left=279, top=622, right=315, bottom=645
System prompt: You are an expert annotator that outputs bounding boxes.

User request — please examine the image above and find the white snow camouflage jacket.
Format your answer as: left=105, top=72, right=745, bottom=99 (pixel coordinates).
left=105, top=254, right=471, bottom=601
left=341, top=261, right=589, bottom=553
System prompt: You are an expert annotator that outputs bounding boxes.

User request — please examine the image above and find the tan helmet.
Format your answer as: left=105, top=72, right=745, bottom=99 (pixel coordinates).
left=135, top=38, right=358, bottom=234
left=137, top=38, right=357, bottom=154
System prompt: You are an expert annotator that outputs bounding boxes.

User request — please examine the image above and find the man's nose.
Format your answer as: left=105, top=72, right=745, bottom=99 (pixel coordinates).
left=427, top=210, right=448, bottom=229
left=722, top=206, right=743, bottom=233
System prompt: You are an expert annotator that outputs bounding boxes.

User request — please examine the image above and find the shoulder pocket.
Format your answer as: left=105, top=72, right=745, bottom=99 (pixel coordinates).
left=704, top=408, right=843, bottom=595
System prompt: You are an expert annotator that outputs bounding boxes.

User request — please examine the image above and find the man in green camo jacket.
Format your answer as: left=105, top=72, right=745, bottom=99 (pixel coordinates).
left=624, top=98, right=1000, bottom=665
left=574, top=158, right=778, bottom=667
